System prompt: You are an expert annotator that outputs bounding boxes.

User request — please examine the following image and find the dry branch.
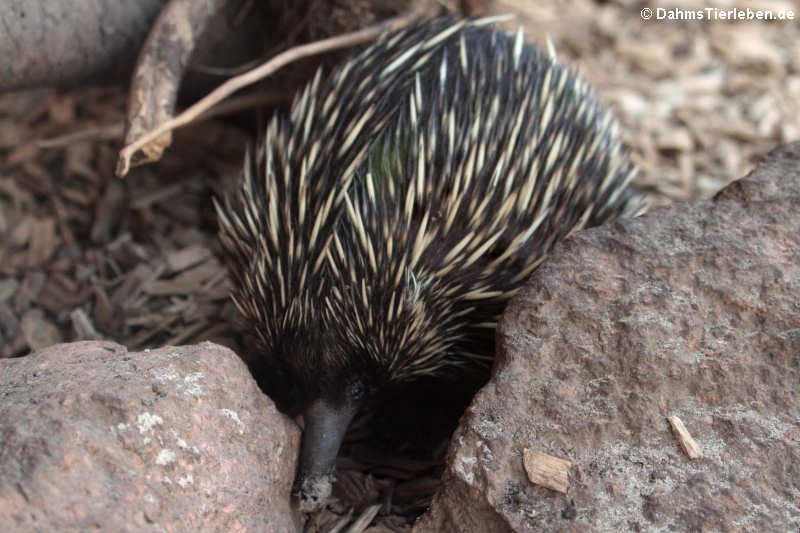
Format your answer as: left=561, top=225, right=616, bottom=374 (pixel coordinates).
left=0, top=0, right=166, bottom=90
left=116, top=8, right=427, bottom=177
left=120, top=0, right=232, bottom=175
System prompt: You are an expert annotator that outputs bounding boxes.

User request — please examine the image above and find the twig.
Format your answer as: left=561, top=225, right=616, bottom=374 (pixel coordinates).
left=196, top=91, right=288, bottom=120
left=116, top=11, right=421, bottom=177
left=37, top=92, right=284, bottom=151
left=37, top=124, right=125, bottom=149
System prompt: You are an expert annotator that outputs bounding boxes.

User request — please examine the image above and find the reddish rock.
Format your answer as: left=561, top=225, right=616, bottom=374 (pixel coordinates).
left=0, top=341, right=301, bottom=533
left=414, top=143, right=800, bottom=532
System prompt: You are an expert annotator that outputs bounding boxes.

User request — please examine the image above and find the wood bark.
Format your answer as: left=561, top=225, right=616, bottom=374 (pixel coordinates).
left=0, top=0, right=166, bottom=90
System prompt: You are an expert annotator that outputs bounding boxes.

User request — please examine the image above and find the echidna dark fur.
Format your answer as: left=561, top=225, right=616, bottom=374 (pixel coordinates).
left=215, top=16, right=647, bottom=511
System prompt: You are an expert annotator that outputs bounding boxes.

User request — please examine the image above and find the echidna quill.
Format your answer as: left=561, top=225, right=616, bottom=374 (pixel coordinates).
left=215, top=17, right=647, bottom=510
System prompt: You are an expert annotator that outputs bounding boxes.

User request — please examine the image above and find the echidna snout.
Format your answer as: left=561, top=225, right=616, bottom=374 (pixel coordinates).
left=293, top=394, right=361, bottom=511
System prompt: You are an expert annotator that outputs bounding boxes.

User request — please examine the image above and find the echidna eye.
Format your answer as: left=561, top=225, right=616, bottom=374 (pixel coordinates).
left=348, top=382, right=365, bottom=401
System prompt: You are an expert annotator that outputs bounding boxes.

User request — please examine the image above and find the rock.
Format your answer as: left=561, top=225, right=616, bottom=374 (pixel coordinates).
left=0, top=341, right=301, bottom=533
left=414, top=142, right=800, bottom=532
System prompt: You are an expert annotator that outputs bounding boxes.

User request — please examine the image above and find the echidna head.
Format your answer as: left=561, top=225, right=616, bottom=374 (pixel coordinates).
left=292, top=264, right=450, bottom=510
left=288, top=333, right=387, bottom=511
left=235, top=290, right=385, bottom=511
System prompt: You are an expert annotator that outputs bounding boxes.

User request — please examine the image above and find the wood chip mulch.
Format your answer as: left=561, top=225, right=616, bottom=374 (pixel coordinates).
left=0, top=86, right=248, bottom=357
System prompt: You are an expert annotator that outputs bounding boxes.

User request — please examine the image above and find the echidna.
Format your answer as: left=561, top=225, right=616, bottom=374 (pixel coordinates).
left=215, top=17, right=646, bottom=510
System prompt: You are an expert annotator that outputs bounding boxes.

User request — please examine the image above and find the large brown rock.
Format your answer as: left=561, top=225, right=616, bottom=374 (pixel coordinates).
left=0, top=341, right=301, bottom=533
left=415, top=143, right=800, bottom=532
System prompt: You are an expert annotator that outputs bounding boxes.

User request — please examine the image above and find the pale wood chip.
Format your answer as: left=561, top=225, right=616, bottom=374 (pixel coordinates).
left=50, top=271, right=78, bottom=293
left=711, top=26, right=783, bottom=74
left=26, top=217, right=57, bottom=268
left=0, top=118, right=25, bottom=149
left=780, top=122, right=800, bottom=143
left=91, top=179, right=126, bottom=243
left=51, top=197, right=76, bottom=246
left=70, top=308, right=103, bottom=340
left=334, top=470, right=386, bottom=510
left=65, top=142, right=99, bottom=181
left=667, top=416, right=703, bottom=459
left=165, top=245, right=212, bottom=273
left=0, top=178, right=35, bottom=208
left=656, top=127, right=694, bottom=152
left=112, top=263, right=161, bottom=306
left=201, top=278, right=233, bottom=302
left=0, top=303, right=20, bottom=343
left=10, top=215, right=33, bottom=246
left=38, top=278, right=91, bottom=314
left=195, top=322, right=231, bottom=343
left=171, top=258, right=219, bottom=284
left=93, top=285, right=114, bottom=329
left=614, top=40, right=674, bottom=78
left=48, top=94, right=76, bottom=124
left=126, top=314, right=179, bottom=348
left=164, top=320, right=208, bottom=346
left=344, top=504, right=382, bottom=533
left=13, top=271, right=46, bottom=311
left=20, top=308, right=62, bottom=350
left=142, top=259, right=220, bottom=296
left=125, top=313, right=168, bottom=328
left=0, top=278, right=18, bottom=302
left=325, top=510, right=354, bottom=533
left=5, top=142, right=39, bottom=166
left=523, top=448, right=571, bottom=493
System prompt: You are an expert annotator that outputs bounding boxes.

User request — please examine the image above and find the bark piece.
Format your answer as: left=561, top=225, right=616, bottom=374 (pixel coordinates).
left=667, top=416, right=703, bottom=460
left=0, top=0, right=166, bottom=90
left=26, top=217, right=57, bottom=268
left=165, top=245, right=212, bottom=273
left=70, top=308, right=103, bottom=340
left=522, top=449, right=571, bottom=493
left=122, top=0, right=231, bottom=171
left=19, top=308, right=61, bottom=350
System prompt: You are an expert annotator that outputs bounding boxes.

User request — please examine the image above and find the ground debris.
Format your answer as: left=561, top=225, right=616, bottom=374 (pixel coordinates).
left=0, top=86, right=247, bottom=358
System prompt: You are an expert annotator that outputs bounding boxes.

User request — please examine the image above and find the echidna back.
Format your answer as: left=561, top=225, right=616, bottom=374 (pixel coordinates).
left=324, top=19, right=645, bottom=380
